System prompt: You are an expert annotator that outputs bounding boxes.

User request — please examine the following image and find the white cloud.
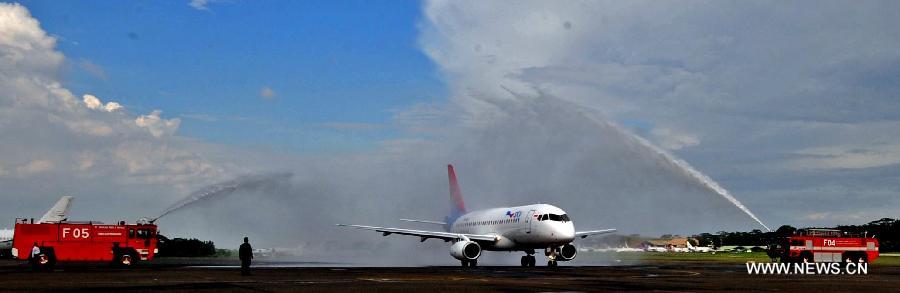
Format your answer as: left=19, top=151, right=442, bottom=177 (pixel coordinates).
left=103, top=101, right=122, bottom=112
left=189, top=0, right=210, bottom=11
left=0, top=3, right=231, bottom=228
left=82, top=94, right=102, bottom=109
left=651, top=127, right=699, bottom=150
left=790, top=143, right=900, bottom=170
left=82, top=94, right=123, bottom=112
left=260, top=86, right=277, bottom=100
left=16, top=159, right=54, bottom=175
left=64, top=119, right=114, bottom=136
left=420, top=0, right=900, bottom=230
left=78, top=59, right=107, bottom=81
left=135, top=110, right=181, bottom=138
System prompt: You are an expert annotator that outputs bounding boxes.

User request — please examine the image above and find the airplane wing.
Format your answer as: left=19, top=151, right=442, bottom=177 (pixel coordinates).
left=337, top=224, right=497, bottom=243
left=574, top=228, right=617, bottom=239
left=399, top=219, right=447, bottom=225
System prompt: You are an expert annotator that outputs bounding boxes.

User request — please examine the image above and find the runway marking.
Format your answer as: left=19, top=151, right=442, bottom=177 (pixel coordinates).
left=358, top=277, right=489, bottom=283
left=629, top=270, right=701, bottom=278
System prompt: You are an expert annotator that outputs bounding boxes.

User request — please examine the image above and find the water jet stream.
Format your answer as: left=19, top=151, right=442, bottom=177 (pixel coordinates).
left=153, top=172, right=293, bottom=222
left=579, top=109, right=772, bottom=232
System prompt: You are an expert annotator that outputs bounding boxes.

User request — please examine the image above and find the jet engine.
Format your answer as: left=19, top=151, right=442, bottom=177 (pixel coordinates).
left=557, top=244, right=577, bottom=261
left=449, top=241, right=481, bottom=261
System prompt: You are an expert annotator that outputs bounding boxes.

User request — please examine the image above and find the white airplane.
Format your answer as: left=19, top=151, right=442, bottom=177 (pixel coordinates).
left=615, top=242, right=643, bottom=253
left=686, top=240, right=713, bottom=252
left=339, top=165, right=616, bottom=267
left=671, top=246, right=690, bottom=253
left=645, top=246, right=668, bottom=252
left=0, top=229, right=12, bottom=246
left=0, top=196, right=74, bottom=255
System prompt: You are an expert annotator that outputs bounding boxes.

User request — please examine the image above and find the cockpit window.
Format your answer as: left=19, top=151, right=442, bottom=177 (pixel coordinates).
left=544, top=214, right=571, bottom=222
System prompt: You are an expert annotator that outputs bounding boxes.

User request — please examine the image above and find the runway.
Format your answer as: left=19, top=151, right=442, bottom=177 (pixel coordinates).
left=1, top=260, right=899, bottom=291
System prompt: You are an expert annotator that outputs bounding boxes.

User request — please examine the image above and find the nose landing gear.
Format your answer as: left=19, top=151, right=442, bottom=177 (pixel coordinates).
left=545, top=247, right=558, bottom=267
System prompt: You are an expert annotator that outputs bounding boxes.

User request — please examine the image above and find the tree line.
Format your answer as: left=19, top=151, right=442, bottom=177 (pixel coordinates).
left=156, top=235, right=217, bottom=257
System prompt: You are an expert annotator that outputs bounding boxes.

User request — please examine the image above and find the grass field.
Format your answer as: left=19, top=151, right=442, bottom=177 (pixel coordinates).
left=579, top=251, right=900, bottom=266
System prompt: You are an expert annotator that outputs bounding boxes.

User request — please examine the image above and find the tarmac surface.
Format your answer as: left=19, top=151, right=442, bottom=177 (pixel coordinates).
left=2, top=259, right=899, bottom=292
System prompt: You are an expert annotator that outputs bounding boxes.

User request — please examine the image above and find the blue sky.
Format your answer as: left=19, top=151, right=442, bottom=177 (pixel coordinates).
left=21, top=0, right=444, bottom=153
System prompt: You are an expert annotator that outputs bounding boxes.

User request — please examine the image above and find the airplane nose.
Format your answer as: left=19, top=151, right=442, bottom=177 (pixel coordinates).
left=559, top=223, right=575, bottom=242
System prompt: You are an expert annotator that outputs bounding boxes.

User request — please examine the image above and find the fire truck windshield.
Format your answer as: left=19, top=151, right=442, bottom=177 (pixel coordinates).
left=136, top=229, right=154, bottom=239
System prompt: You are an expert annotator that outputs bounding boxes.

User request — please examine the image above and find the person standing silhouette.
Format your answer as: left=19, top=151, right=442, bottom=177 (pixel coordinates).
left=30, top=242, right=41, bottom=270
left=239, top=237, right=253, bottom=276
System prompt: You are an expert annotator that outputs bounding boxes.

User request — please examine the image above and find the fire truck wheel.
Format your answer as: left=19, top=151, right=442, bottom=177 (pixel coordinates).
left=800, top=253, right=813, bottom=263
left=120, top=254, right=134, bottom=266
left=34, top=252, right=55, bottom=272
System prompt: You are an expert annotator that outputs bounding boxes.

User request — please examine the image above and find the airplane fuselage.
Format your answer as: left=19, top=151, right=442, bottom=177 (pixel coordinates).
left=338, top=165, right=614, bottom=267
left=449, top=204, right=575, bottom=251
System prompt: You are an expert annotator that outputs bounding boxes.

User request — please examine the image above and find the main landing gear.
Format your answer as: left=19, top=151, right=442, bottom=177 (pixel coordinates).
left=461, top=259, right=478, bottom=267
left=520, top=249, right=536, bottom=267
left=520, top=255, right=536, bottom=267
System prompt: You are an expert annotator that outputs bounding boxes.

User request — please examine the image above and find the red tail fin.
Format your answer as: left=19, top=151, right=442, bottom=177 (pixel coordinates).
left=448, top=164, right=467, bottom=216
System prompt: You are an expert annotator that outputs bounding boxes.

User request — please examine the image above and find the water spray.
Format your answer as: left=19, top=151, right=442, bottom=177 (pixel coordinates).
left=151, top=172, right=293, bottom=223
left=578, top=109, right=772, bottom=232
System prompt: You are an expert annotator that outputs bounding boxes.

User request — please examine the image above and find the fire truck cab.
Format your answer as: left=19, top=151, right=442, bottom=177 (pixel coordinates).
left=778, top=229, right=878, bottom=263
left=12, top=218, right=158, bottom=270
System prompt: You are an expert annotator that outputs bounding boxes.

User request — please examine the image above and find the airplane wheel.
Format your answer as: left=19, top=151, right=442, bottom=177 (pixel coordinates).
left=529, top=256, right=536, bottom=267
left=461, top=260, right=468, bottom=267
left=548, top=260, right=558, bottom=267
left=470, top=259, right=477, bottom=267
left=521, top=256, right=529, bottom=267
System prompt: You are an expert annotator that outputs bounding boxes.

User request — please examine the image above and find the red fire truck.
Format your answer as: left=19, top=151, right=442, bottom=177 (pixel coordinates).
left=12, top=218, right=158, bottom=269
left=777, top=229, right=879, bottom=263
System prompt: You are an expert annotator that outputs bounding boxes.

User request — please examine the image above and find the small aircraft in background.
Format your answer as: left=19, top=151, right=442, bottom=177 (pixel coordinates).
left=1, top=196, right=73, bottom=257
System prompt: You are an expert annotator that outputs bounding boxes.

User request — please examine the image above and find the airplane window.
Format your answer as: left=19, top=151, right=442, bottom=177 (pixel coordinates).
left=541, top=214, right=549, bottom=221
left=548, top=214, right=569, bottom=222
